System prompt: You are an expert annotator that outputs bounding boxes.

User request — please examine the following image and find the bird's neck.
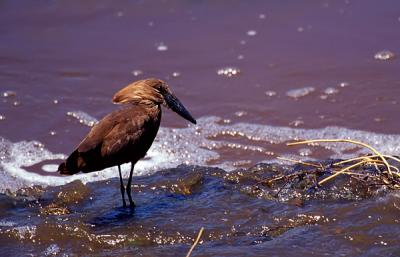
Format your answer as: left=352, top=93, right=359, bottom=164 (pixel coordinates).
left=134, top=102, right=161, bottom=120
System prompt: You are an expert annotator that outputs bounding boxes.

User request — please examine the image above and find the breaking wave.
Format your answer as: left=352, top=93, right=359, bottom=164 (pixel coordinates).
left=1, top=112, right=400, bottom=192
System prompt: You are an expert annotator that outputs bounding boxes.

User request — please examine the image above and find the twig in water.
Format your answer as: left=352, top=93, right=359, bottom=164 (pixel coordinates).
left=186, top=227, right=204, bottom=257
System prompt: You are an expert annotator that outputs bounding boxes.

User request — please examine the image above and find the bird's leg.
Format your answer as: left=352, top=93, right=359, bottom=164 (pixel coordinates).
left=126, top=162, right=135, bottom=208
left=118, top=165, right=127, bottom=208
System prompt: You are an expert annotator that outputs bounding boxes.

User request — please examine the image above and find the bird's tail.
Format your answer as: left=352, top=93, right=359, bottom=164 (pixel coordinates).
left=58, top=150, right=81, bottom=175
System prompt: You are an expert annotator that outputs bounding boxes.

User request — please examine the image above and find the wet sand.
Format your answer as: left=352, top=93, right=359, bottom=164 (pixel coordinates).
left=0, top=0, right=400, bottom=256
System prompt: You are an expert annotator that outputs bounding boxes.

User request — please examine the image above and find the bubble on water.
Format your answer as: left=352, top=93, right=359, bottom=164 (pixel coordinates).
left=0, top=220, right=16, bottom=227
left=324, top=87, right=339, bottom=95
left=259, top=14, right=266, bottom=19
left=299, top=148, right=312, bottom=157
left=374, top=50, right=395, bottom=60
left=66, top=111, right=98, bottom=127
left=12, top=225, right=37, bottom=240
left=156, top=43, right=168, bottom=52
left=148, top=21, right=154, bottom=27
left=265, top=90, right=277, bottom=97
left=43, top=244, right=61, bottom=256
left=297, top=27, right=305, bottom=32
left=339, top=82, right=350, bottom=88
left=247, top=30, right=257, bottom=36
left=286, top=87, right=315, bottom=98
left=172, top=72, right=181, bottom=78
left=49, top=131, right=56, bottom=136
left=2, top=90, right=16, bottom=98
left=116, top=11, right=124, bottom=17
left=237, top=54, right=244, bottom=60
left=131, top=70, right=143, bottom=76
left=217, top=67, right=241, bottom=77
left=0, top=115, right=5, bottom=121
left=240, top=40, right=247, bottom=45
left=234, top=111, right=247, bottom=117
left=12, top=101, right=20, bottom=106
left=53, top=99, right=59, bottom=104
left=289, top=119, right=304, bottom=127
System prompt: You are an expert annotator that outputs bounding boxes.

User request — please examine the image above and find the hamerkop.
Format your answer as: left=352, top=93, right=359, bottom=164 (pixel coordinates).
left=58, top=78, right=196, bottom=208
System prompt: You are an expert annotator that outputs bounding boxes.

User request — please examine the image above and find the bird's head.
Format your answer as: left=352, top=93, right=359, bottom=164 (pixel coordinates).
left=112, top=78, right=196, bottom=124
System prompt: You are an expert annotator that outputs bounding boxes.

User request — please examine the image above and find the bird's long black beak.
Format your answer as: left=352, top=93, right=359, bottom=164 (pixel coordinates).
left=164, top=92, right=196, bottom=124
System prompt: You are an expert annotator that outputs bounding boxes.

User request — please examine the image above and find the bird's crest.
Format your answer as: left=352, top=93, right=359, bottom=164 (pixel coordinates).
left=112, top=78, right=165, bottom=106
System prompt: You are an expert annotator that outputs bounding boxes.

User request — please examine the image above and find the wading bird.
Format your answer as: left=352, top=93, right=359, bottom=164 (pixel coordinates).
left=58, top=78, right=196, bottom=208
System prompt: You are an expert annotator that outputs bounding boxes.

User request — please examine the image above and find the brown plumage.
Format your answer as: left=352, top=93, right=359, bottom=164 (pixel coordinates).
left=58, top=78, right=196, bottom=208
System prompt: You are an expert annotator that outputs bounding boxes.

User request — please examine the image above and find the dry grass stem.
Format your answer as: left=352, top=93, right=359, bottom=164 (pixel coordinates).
left=277, top=157, right=321, bottom=168
left=334, top=154, right=400, bottom=166
left=317, top=160, right=367, bottom=186
left=277, top=138, right=400, bottom=191
left=287, top=139, right=393, bottom=176
left=186, top=227, right=204, bottom=257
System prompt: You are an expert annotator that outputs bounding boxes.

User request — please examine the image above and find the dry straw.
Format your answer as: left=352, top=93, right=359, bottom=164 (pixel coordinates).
left=186, top=227, right=204, bottom=257
left=283, top=139, right=400, bottom=188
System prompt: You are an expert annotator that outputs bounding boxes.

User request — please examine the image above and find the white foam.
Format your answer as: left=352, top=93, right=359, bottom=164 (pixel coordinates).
left=374, top=50, right=395, bottom=60
left=1, top=113, right=400, bottom=192
left=286, top=87, right=315, bottom=98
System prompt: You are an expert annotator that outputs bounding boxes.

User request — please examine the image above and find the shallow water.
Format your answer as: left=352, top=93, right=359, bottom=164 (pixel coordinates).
left=1, top=0, right=400, bottom=256
left=1, top=164, right=400, bottom=256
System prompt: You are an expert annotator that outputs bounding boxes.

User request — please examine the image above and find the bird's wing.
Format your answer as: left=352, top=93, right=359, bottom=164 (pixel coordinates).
left=76, top=107, right=150, bottom=156
left=76, top=111, right=119, bottom=153
left=100, top=114, right=148, bottom=157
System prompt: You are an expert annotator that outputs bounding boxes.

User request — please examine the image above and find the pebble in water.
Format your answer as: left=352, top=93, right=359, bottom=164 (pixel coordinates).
left=374, top=50, right=395, bottom=60
left=286, top=87, right=315, bottom=99
left=156, top=43, right=168, bottom=52
left=217, top=67, right=241, bottom=77
left=2, top=90, right=16, bottom=98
